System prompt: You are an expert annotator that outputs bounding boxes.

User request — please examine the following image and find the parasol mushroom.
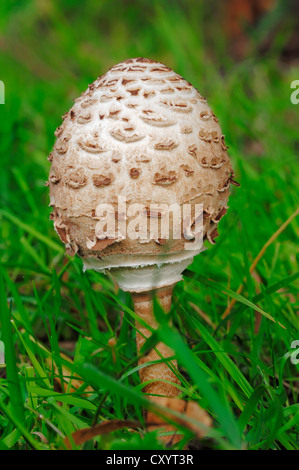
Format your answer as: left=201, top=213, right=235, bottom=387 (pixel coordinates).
left=48, top=58, right=236, bottom=442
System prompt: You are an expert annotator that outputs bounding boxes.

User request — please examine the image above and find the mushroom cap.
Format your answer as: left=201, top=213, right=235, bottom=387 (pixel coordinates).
left=48, top=58, right=235, bottom=273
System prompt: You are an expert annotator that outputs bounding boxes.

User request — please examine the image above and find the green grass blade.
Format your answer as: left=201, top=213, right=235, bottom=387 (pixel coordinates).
left=157, top=325, right=242, bottom=448
left=0, top=209, right=63, bottom=253
left=0, top=269, right=25, bottom=423
left=184, top=270, right=286, bottom=328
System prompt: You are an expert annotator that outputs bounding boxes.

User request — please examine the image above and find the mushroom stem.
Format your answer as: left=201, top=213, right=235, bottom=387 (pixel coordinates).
left=132, top=286, right=212, bottom=443
left=132, top=284, right=180, bottom=398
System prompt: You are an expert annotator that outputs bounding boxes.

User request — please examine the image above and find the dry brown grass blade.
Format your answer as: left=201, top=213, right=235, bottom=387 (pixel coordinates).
left=31, top=431, right=48, bottom=444
left=64, top=398, right=212, bottom=449
left=222, top=207, right=299, bottom=319
left=64, top=420, right=141, bottom=449
left=189, top=302, right=216, bottom=330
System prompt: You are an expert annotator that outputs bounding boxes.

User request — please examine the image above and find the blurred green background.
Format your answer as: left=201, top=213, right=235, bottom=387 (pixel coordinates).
left=0, top=0, right=298, bottom=450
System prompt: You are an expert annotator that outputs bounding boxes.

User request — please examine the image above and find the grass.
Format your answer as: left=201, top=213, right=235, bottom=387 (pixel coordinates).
left=0, top=0, right=298, bottom=450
